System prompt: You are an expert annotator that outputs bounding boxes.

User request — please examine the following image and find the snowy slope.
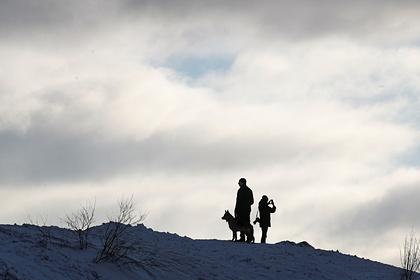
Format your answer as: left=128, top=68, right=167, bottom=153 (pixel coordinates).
left=0, top=223, right=404, bottom=280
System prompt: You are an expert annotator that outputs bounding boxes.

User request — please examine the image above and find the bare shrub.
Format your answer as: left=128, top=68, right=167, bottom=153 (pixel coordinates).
left=401, top=231, right=420, bottom=280
left=95, top=196, right=146, bottom=263
left=64, top=201, right=96, bottom=249
left=26, top=215, right=51, bottom=247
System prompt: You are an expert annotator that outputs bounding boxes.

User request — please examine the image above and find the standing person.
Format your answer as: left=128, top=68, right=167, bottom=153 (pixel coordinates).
left=257, top=195, right=276, bottom=243
left=234, top=178, right=254, bottom=242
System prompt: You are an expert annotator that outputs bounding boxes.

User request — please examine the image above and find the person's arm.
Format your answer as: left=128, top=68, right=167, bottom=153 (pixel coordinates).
left=234, top=189, right=240, bottom=217
left=249, top=189, right=254, bottom=206
left=270, top=205, right=276, bottom=213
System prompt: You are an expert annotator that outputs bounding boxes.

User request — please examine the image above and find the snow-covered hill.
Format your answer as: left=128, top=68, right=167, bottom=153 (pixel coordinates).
left=0, top=223, right=403, bottom=280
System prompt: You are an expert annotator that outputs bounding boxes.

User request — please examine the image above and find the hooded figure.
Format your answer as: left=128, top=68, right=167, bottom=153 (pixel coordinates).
left=234, top=178, right=254, bottom=242
left=258, top=195, right=276, bottom=243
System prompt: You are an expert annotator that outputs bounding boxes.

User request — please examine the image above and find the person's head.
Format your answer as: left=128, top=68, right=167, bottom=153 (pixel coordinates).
left=238, top=178, right=247, bottom=187
left=261, top=195, right=268, bottom=203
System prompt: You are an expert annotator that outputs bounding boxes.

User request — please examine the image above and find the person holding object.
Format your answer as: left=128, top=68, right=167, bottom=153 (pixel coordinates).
left=234, top=178, right=254, bottom=242
left=254, top=195, right=276, bottom=243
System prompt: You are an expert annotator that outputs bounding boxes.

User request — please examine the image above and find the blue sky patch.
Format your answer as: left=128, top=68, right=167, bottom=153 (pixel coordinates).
left=163, top=53, right=235, bottom=79
left=398, top=145, right=420, bottom=167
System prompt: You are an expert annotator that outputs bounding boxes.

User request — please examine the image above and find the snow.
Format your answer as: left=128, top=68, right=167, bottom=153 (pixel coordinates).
left=0, top=223, right=405, bottom=280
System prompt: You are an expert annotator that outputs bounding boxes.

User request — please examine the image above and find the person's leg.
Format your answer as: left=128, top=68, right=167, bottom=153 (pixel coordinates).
left=246, top=224, right=254, bottom=243
left=239, top=231, right=246, bottom=242
left=243, top=214, right=252, bottom=242
left=237, top=216, right=246, bottom=242
left=261, top=226, right=268, bottom=243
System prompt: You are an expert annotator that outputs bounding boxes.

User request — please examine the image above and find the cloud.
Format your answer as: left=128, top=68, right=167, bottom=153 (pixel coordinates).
left=330, top=172, right=420, bottom=238
left=2, top=0, right=420, bottom=47
left=0, top=75, right=416, bottom=186
left=0, top=1, right=121, bottom=42
left=119, top=0, right=420, bottom=42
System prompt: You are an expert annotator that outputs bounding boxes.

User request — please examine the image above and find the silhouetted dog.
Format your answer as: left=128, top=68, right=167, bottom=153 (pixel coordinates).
left=221, top=210, right=254, bottom=243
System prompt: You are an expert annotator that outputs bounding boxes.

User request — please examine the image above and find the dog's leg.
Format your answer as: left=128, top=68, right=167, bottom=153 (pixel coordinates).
left=232, top=230, right=237, bottom=241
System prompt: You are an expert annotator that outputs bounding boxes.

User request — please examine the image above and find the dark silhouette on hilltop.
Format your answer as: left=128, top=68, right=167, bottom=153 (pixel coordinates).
left=234, top=178, right=254, bottom=242
left=255, top=195, right=276, bottom=243
left=221, top=210, right=254, bottom=243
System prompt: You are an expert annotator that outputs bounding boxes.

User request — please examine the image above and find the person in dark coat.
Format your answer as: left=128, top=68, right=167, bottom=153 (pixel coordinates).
left=234, top=178, right=254, bottom=242
left=257, top=195, right=276, bottom=243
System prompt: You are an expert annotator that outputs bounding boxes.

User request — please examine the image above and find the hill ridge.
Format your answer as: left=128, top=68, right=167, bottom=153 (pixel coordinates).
left=0, top=223, right=403, bottom=280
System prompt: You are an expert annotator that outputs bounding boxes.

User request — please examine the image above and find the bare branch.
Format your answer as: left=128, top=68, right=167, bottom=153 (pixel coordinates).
left=401, top=231, right=420, bottom=280
left=25, top=214, right=51, bottom=247
left=64, top=200, right=96, bottom=249
left=95, top=196, right=146, bottom=263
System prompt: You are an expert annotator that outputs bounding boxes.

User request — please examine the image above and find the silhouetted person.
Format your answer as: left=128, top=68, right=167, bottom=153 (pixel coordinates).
left=234, top=178, right=254, bottom=242
left=257, top=195, right=276, bottom=243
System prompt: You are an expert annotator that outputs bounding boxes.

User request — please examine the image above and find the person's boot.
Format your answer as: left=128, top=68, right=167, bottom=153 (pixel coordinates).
left=239, top=232, right=246, bottom=242
left=246, top=234, right=254, bottom=243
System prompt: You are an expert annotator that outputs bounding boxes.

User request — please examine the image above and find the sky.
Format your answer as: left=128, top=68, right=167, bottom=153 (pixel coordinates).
left=1, top=0, right=420, bottom=266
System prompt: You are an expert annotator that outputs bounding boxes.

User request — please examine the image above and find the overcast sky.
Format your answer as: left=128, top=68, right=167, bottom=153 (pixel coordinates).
left=1, top=0, right=420, bottom=265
